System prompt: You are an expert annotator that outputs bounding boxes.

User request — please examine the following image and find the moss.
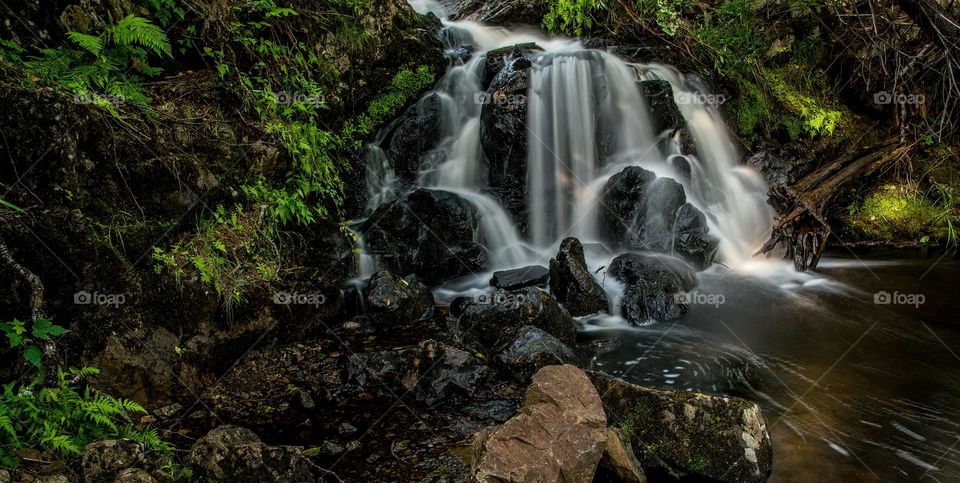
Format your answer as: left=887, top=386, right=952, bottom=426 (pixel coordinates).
left=845, top=184, right=957, bottom=243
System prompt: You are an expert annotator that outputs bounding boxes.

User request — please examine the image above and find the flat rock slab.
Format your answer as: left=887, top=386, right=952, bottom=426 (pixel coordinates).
left=489, top=265, right=550, bottom=290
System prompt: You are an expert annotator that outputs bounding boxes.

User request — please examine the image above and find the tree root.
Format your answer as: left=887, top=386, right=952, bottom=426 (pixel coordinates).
left=0, top=235, right=45, bottom=321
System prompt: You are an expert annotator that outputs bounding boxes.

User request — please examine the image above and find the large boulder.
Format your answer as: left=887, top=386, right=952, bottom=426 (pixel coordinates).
left=607, top=253, right=697, bottom=324
left=361, top=188, right=487, bottom=284
left=188, top=426, right=316, bottom=482
left=458, top=287, right=576, bottom=351
left=82, top=440, right=157, bottom=483
left=383, top=93, right=444, bottom=185
left=472, top=365, right=607, bottom=482
left=597, top=428, right=646, bottom=482
left=599, top=167, right=718, bottom=268
left=549, top=237, right=609, bottom=316
left=489, top=265, right=550, bottom=291
left=481, top=44, right=539, bottom=228
left=640, top=80, right=684, bottom=134
left=364, top=270, right=434, bottom=324
left=495, top=325, right=577, bottom=383
left=589, top=372, right=773, bottom=483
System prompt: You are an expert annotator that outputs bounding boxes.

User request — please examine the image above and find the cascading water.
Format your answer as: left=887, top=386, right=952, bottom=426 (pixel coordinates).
left=362, top=3, right=775, bottom=290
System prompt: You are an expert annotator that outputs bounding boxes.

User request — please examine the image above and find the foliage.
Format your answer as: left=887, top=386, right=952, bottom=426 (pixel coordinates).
left=152, top=205, right=279, bottom=307
left=845, top=184, right=958, bottom=244
left=23, top=15, right=172, bottom=111
left=0, top=318, right=68, bottom=368
left=543, top=0, right=606, bottom=36
left=0, top=367, right=170, bottom=468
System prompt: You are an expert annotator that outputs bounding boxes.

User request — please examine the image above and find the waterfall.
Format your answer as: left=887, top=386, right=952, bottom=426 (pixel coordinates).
left=362, top=5, right=775, bottom=278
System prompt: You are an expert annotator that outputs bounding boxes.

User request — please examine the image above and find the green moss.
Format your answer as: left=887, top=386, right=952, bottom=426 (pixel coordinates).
left=845, top=184, right=957, bottom=243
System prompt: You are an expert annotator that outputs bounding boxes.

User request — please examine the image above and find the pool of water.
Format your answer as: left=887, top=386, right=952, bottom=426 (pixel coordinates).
left=584, top=253, right=960, bottom=482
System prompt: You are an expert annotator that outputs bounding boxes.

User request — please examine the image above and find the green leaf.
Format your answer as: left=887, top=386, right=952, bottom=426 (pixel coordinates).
left=23, top=346, right=43, bottom=368
left=32, top=319, right=68, bottom=340
left=66, top=32, right=104, bottom=57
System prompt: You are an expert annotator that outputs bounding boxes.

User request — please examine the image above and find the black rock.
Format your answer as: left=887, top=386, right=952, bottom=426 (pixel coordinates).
left=607, top=253, right=697, bottom=324
left=640, top=80, right=685, bottom=133
left=364, top=271, right=434, bottom=324
left=639, top=177, right=687, bottom=252
left=449, top=295, right=475, bottom=317
left=384, top=93, right=443, bottom=185
left=458, top=287, right=576, bottom=351
left=548, top=237, right=609, bottom=316
left=495, top=325, right=577, bottom=383
left=673, top=203, right=720, bottom=270
left=489, top=265, right=550, bottom=290
left=189, top=426, right=317, bottom=482
left=361, top=189, right=488, bottom=284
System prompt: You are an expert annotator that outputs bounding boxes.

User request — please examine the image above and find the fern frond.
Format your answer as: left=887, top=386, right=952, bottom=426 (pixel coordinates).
left=66, top=32, right=104, bottom=57
left=108, top=15, right=172, bottom=58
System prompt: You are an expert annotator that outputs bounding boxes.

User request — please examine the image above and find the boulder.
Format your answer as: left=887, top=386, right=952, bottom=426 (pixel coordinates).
left=361, top=189, right=487, bottom=284
left=598, top=428, right=646, bottom=482
left=481, top=45, right=539, bottom=227
left=599, top=166, right=718, bottom=269
left=472, top=365, right=607, bottom=482
left=188, top=425, right=316, bottom=482
left=384, top=93, right=443, bottom=185
left=489, top=265, right=550, bottom=290
left=82, top=440, right=150, bottom=483
left=364, top=270, right=434, bottom=324
left=640, top=80, right=684, bottom=134
left=588, top=372, right=773, bottom=483
left=549, top=237, right=609, bottom=316
left=458, top=287, right=576, bottom=351
left=607, top=253, right=697, bottom=324
left=495, top=325, right=577, bottom=382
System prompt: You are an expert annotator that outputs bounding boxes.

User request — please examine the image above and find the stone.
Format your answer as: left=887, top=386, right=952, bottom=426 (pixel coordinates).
left=188, top=425, right=316, bottom=482
left=549, top=237, right=609, bottom=316
left=362, top=189, right=488, bottom=284
left=640, top=80, right=684, bottom=134
left=384, top=93, right=443, bottom=185
left=673, top=203, right=720, bottom=270
left=607, top=253, right=697, bottom=324
left=589, top=372, right=773, bottom=483
left=82, top=439, right=146, bottom=483
left=489, top=265, right=550, bottom=290
left=495, top=325, right=577, bottom=382
left=598, top=428, right=646, bottom=482
left=472, top=365, right=607, bottom=482
left=458, top=287, right=576, bottom=351
left=364, top=270, right=434, bottom=324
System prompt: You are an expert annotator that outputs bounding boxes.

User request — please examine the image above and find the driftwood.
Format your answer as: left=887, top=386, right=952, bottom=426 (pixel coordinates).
left=755, top=137, right=911, bottom=270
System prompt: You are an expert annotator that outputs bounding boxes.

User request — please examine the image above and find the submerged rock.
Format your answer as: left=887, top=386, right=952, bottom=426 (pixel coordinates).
left=599, top=166, right=719, bottom=269
left=188, top=425, right=316, bottom=482
left=458, top=287, right=576, bottom=351
left=364, top=270, right=434, bottom=324
left=607, top=253, right=697, bottom=323
left=489, top=265, right=550, bottom=290
left=549, top=237, right=609, bottom=316
left=589, top=372, right=773, bottom=483
left=472, top=365, right=607, bottom=482
left=495, top=325, right=577, bottom=382
left=361, top=189, right=487, bottom=284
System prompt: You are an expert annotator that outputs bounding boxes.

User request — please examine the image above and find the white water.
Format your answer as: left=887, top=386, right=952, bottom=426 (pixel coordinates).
left=364, top=3, right=776, bottom=281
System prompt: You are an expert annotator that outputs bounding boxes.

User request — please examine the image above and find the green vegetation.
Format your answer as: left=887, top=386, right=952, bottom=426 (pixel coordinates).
left=845, top=183, right=959, bottom=245
left=0, top=367, right=170, bottom=468
left=0, top=319, right=68, bottom=368
left=23, top=15, right=172, bottom=111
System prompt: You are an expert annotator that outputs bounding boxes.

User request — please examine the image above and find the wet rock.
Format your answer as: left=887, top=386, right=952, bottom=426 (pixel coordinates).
left=364, top=270, right=434, bottom=324
left=549, top=237, right=609, bottom=316
left=462, top=400, right=518, bottom=424
left=599, top=166, right=717, bottom=268
left=385, top=93, right=443, bottom=185
left=589, top=372, right=773, bottom=483
left=495, top=325, right=577, bottom=382
left=458, top=287, right=576, bottom=351
left=362, top=189, right=487, bottom=284
left=607, top=253, right=697, bottom=323
left=448, top=45, right=475, bottom=64
left=598, top=428, right=646, bottom=482
left=490, top=265, right=550, bottom=290
left=451, top=0, right=547, bottom=25
left=673, top=203, right=720, bottom=270
left=188, top=425, right=316, bottom=482
left=640, top=80, right=684, bottom=133
left=82, top=439, right=148, bottom=483
left=449, top=295, right=475, bottom=317
left=481, top=44, right=539, bottom=227
left=472, top=365, right=607, bottom=482
left=746, top=142, right=816, bottom=187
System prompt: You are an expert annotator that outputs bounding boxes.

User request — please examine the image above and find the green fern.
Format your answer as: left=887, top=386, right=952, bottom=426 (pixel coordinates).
left=107, top=15, right=173, bottom=58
